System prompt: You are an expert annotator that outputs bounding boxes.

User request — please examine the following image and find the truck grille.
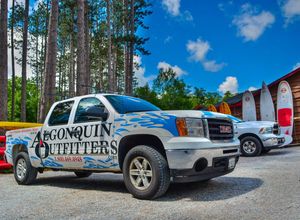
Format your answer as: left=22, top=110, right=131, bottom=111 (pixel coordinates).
left=207, top=118, right=234, bottom=141
left=273, top=123, right=280, bottom=135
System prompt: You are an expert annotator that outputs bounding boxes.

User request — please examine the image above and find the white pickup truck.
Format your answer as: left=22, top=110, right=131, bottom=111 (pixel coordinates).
left=227, top=115, right=285, bottom=156
left=5, top=94, right=240, bottom=199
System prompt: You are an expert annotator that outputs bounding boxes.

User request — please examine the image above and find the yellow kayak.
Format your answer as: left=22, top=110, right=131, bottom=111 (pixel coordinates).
left=0, top=121, right=42, bottom=130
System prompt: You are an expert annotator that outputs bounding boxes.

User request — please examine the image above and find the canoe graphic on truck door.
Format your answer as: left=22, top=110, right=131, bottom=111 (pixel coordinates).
left=38, top=97, right=118, bottom=170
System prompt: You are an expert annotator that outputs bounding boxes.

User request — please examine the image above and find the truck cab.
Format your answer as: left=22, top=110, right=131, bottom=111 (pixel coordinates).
left=5, top=94, right=240, bottom=199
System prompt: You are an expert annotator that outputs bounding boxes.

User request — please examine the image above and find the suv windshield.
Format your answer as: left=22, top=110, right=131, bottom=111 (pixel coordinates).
left=105, top=95, right=160, bottom=114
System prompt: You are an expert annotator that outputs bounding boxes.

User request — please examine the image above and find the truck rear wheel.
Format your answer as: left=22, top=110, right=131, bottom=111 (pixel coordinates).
left=123, top=145, right=170, bottom=200
left=240, top=136, right=262, bottom=157
left=14, top=152, right=38, bottom=185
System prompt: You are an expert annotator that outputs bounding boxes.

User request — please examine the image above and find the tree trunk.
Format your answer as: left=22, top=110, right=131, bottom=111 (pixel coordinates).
left=76, top=0, right=87, bottom=96
left=20, top=0, right=29, bottom=122
left=39, top=0, right=59, bottom=122
left=107, top=0, right=113, bottom=92
left=124, top=0, right=130, bottom=95
left=69, top=6, right=75, bottom=98
left=0, top=0, right=8, bottom=120
left=128, top=0, right=135, bottom=96
left=84, top=1, right=90, bottom=94
left=11, top=0, right=16, bottom=121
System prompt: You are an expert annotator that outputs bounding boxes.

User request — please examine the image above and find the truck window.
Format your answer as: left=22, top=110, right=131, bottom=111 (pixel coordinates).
left=74, top=97, right=107, bottom=123
left=48, top=101, right=74, bottom=126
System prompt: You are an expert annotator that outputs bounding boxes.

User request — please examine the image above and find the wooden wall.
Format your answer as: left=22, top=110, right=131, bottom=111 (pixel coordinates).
left=230, top=72, right=300, bottom=144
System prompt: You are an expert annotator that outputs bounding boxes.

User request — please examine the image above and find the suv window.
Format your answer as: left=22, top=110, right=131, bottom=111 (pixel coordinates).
left=48, top=101, right=74, bottom=126
left=74, top=97, right=107, bottom=123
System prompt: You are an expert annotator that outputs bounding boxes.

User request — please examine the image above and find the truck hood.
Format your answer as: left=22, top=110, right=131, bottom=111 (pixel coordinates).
left=236, top=121, right=276, bottom=128
left=162, top=110, right=229, bottom=119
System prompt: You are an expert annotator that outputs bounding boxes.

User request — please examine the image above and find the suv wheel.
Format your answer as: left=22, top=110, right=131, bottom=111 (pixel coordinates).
left=123, top=145, right=170, bottom=200
left=240, top=136, right=262, bottom=157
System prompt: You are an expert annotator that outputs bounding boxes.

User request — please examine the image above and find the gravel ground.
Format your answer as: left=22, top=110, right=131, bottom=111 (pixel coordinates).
left=1, top=147, right=300, bottom=220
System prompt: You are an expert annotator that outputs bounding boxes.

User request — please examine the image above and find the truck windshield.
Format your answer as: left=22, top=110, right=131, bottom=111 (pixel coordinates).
left=105, top=95, right=160, bottom=114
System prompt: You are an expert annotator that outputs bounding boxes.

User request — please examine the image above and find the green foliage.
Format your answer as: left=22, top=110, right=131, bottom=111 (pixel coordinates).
left=135, top=68, right=223, bottom=110
left=223, top=91, right=234, bottom=102
left=7, top=77, right=39, bottom=122
left=135, top=68, right=222, bottom=110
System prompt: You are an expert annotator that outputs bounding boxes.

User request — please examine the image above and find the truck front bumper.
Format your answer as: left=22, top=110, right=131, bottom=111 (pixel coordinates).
left=261, top=134, right=285, bottom=149
left=166, top=145, right=240, bottom=183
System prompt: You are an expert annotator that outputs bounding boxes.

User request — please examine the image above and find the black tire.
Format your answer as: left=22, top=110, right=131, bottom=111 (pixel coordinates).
left=74, top=171, right=92, bottom=178
left=240, top=136, right=262, bottom=157
left=262, top=149, right=271, bottom=154
left=14, top=152, right=38, bottom=185
left=123, top=145, right=170, bottom=200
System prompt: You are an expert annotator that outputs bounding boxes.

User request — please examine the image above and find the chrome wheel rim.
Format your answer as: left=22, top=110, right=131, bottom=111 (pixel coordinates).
left=129, top=156, right=153, bottom=190
left=243, top=141, right=256, bottom=154
left=16, top=158, right=27, bottom=180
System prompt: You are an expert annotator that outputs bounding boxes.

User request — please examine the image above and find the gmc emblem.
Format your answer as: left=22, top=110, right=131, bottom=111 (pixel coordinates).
left=219, top=125, right=232, bottom=134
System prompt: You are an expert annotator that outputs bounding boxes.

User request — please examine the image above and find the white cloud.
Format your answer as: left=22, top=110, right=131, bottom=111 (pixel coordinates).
left=157, top=61, right=187, bottom=77
left=218, top=76, right=239, bottom=94
left=187, top=38, right=210, bottom=61
left=292, top=62, right=300, bottom=70
left=248, top=86, right=258, bottom=91
left=162, top=0, right=193, bottom=21
left=164, top=36, right=173, bottom=44
left=281, top=0, right=300, bottom=24
left=233, top=4, right=275, bottom=42
left=203, top=60, right=226, bottom=72
left=183, top=10, right=193, bottom=21
left=162, top=0, right=181, bottom=16
left=134, top=56, right=155, bottom=87
left=186, top=38, right=225, bottom=72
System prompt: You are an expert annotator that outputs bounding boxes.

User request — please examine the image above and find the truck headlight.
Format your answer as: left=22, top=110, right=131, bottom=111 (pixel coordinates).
left=259, top=127, right=273, bottom=134
left=176, top=118, right=206, bottom=137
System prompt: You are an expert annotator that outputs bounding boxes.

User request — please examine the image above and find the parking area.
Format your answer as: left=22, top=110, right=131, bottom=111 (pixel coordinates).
left=1, top=146, right=300, bottom=220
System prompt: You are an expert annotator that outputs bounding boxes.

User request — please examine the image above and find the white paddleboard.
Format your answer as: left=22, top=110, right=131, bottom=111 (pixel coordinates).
left=260, top=82, right=275, bottom=121
left=242, top=90, right=257, bottom=121
left=277, top=81, right=294, bottom=144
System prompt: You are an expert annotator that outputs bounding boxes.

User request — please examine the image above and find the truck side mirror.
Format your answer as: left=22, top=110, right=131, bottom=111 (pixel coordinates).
left=84, top=107, right=108, bottom=121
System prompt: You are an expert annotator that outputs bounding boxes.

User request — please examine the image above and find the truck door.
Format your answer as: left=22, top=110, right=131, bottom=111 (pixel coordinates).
left=39, top=100, right=75, bottom=168
left=70, top=97, right=118, bottom=170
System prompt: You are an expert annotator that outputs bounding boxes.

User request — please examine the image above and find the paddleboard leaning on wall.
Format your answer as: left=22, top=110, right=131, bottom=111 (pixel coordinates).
left=242, top=90, right=257, bottom=121
left=277, top=81, right=294, bottom=145
left=260, top=82, right=275, bottom=122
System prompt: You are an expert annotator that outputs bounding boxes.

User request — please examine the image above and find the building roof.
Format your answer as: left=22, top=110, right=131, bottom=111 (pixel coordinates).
left=223, top=67, right=300, bottom=107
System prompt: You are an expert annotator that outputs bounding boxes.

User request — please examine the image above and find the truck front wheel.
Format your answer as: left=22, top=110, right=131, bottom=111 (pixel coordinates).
left=14, top=152, right=38, bottom=185
left=240, top=136, right=262, bottom=157
left=123, top=145, right=170, bottom=199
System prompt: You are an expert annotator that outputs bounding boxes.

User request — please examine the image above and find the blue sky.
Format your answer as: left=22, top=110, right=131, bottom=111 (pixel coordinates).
left=135, top=0, right=300, bottom=95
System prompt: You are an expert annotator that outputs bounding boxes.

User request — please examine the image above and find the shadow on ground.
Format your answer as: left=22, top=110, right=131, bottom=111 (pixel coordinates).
left=33, top=173, right=263, bottom=201
left=160, top=176, right=263, bottom=201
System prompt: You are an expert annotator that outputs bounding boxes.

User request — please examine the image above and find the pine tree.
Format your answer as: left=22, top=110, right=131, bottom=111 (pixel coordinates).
left=39, top=0, right=59, bottom=122
left=0, top=0, right=8, bottom=120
